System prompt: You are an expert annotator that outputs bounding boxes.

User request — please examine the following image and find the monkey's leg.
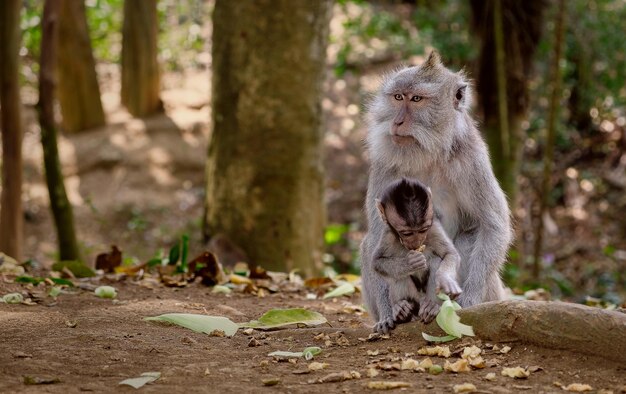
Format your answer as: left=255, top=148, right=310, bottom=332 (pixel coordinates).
left=389, top=278, right=420, bottom=324
left=361, top=264, right=396, bottom=333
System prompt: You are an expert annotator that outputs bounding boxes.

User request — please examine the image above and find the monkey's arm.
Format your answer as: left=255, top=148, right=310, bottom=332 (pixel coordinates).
left=372, top=233, right=427, bottom=280
left=427, top=221, right=462, bottom=297
left=456, top=154, right=512, bottom=307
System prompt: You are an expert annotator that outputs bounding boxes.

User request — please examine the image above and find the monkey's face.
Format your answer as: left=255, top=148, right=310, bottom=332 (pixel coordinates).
left=368, top=51, right=470, bottom=155
left=385, top=204, right=433, bottom=251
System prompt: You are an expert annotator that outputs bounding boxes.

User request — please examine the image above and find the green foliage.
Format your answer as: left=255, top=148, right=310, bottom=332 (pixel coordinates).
left=167, top=234, right=190, bottom=273
left=324, top=224, right=350, bottom=246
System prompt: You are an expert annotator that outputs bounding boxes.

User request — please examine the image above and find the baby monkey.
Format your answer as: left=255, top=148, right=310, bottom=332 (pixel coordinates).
left=373, top=178, right=462, bottom=325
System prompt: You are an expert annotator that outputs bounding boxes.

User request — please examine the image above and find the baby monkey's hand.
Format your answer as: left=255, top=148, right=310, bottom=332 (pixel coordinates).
left=406, top=250, right=428, bottom=274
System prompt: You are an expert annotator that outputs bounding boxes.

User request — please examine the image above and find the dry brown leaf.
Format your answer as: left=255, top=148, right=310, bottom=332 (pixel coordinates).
left=468, top=355, right=486, bottom=369
left=367, top=350, right=380, bottom=356
left=562, top=383, right=593, bottom=392
left=484, top=372, right=497, bottom=381
left=366, top=368, right=379, bottom=378
left=308, top=362, right=329, bottom=371
left=418, top=346, right=451, bottom=358
left=461, top=345, right=482, bottom=359
left=453, top=383, right=477, bottom=393
left=367, top=381, right=412, bottom=390
left=316, top=371, right=360, bottom=384
left=501, top=367, right=530, bottom=379
left=500, top=345, right=512, bottom=354
left=400, top=358, right=424, bottom=372
left=262, top=378, right=280, bottom=386
left=419, top=358, right=434, bottom=369
left=304, top=277, right=333, bottom=289
left=444, top=359, right=470, bottom=373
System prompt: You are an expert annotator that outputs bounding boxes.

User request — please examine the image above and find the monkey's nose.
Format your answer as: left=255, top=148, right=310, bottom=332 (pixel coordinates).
left=394, top=119, right=404, bottom=126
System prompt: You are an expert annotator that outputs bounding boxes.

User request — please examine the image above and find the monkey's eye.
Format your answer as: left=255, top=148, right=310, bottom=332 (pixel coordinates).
left=410, top=95, right=422, bottom=102
left=400, top=231, right=414, bottom=237
left=394, top=94, right=403, bottom=101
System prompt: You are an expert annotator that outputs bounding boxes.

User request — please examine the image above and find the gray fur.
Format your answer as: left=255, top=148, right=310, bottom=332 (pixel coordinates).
left=360, top=52, right=512, bottom=333
left=373, top=219, right=462, bottom=327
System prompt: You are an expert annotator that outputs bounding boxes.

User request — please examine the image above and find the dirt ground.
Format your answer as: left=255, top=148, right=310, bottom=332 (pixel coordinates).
left=1, top=279, right=624, bottom=393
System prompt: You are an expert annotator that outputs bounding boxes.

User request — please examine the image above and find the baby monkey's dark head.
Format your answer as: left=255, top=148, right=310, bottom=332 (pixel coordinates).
left=376, top=178, right=433, bottom=250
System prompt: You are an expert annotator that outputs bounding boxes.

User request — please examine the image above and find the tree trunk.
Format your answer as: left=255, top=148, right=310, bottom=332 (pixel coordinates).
left=38, top=0, right=81, bottom=262
left=121, top=0, right=162, bottom=117
left=57, top=0, right=105, bottom=133
left=205, top=0, right=332, bottom=277
left=470, top=0, right=547, bottom=206
left=0, top=0, right=24, bottom=261
left=533, top=0, right=566, bottom=279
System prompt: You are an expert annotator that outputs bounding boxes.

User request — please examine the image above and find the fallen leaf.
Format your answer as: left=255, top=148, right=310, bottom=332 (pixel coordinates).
left=562, top=383, right=593, bottom=392
left=418, top=346, right=451, bottom=358
left=262, top=377, right=280, bottom=386
left=94, top=286, right=117, bottom=299
left=501, top=367, right=530, bottom=379
left=444, top=359, right=470, bottom=373
left=453, top=383, right=477, bottom=393
left=0, top=253, right=24, bottom=275
left=189, top=252, right=225, bottom=286
left=145, top=313, right=238, bottom=336
left=419, top=358, right=434, bottom=369
left=2, top=293, right=23, bottom=304
left=500, top=345, right=512, bottom=354
left=95, top=245, right=122, bottom=273
left=461, top=346, right=482, bottom=359
left=485, top=372, right=496, bottom=381
left=268, top=347, right=322, bottom=360
left=308, top=362, right=329, bottom=371
left=211, top=285, right=231, bottom=294
left=51, top=261, right=95, bottom=278
left=367, top=381, right=411, bottom=390
left=23, top=376, right=61, bottom=385
left=304, top=277, right=333, bottom=289
left=400, top=358, right=424, bottom=372
left=240, top=308, right=327, bottom=330
left=323, top=282, right=355, bottom=299
left=119, top=372, right=160, bottom=389
left=366, top=368, right=379, bottom=378
left=428, top=365, right=443, bottom=375
left=316, top=371, right=361, bottom=383
left=333, top=273, right=361, bottom=284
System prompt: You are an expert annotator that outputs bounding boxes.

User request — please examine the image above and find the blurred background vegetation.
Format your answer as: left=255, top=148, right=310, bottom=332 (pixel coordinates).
left=2, top=0, right=625, bottom=306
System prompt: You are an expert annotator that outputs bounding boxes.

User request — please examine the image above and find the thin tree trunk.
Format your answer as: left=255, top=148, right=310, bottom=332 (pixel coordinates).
left=38, top=0, right=81, bottom=262
left=0, top=0, right=24, bottom=261
left=57, top=0, right=105, bottom=132
left=470, top=0, right=547, bottom=206
left=205, top=0, right=332, bottom=276
left=533, top=0, right=566, bottom=279
left=121, top=0, right=161, bottom=117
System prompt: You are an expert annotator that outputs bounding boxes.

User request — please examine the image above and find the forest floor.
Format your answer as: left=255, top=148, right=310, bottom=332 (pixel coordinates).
left=1, top=279, right=624, bottom=393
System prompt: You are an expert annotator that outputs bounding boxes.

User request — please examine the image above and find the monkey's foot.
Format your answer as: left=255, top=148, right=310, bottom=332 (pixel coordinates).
left=418, top=298, right=440, bottom=324
left=373, top=317, right=395, bottom=334
left=392, top=300, right=414, bottom=324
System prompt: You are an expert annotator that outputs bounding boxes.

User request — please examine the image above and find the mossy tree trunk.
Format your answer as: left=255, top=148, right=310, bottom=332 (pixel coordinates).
left=0, top=0, right=24, bottom=261
left=57, top=0, right=105, bottom=133
left=470, top=0, right=547, bottom=206
left=121, top=0, right=161, bottom=117
left=39, top=0, right=81, bottom=262
left=204, top=0, right=332, bottom=276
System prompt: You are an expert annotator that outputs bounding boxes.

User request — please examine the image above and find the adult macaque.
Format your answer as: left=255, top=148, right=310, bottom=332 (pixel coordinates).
left=373, top=178, right=461, bottom=330
left=360, top=51, right=512, bottom=333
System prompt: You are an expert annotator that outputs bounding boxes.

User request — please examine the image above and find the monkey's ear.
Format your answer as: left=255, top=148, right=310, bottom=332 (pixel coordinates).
left=426, top=186, right=432, bottom=196
left=454, top=84, right=468, bottom=111
left=375, top=199, right=387, bottom=223
left=423, top=50, right=442, bottom=70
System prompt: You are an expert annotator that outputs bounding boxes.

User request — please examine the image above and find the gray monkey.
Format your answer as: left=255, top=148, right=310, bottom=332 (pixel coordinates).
left=373, top=177, right=462, bottom=327
left=360, top=51, right=512, bottom=334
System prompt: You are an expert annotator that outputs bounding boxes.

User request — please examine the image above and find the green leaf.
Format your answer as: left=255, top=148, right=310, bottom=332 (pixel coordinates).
left=2, top=293, right=23, bottom=304
left=180, top=234, right=189, bottom=272
left=268, top=351, right=304, bottom=358
left=323, top=282, right=355, bottom=299
left=48, top=287, right=62, bottom=298
left=51, top=261, right=95, bottom=278
left=421, top=333, right=457, bottom=343
left=168, top=243, right=180, bottom=266
left=211, top=285, right=231, bottom=294
left=15, top=276, right=44, bottom=285
left=94, top=286, right=117, bottom=299
left=435, top=297, right=474, bottom=338
left=324, top=224, right=349, bottom=245
left=119, top=372, right=161, bottom=389
left=239, top=308, right=327, bottom=330
left=49, top=277, right=74, bottom=287
left=145, top=313, right=239, bottom=337
left=303, top=346, right=322, bottom=360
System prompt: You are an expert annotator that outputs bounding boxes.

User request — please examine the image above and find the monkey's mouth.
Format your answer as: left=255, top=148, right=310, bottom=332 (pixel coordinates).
left=391, top=135, right=415, bottom=146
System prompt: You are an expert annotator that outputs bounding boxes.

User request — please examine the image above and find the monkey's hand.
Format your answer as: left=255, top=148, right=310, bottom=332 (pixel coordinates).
left=435, top=271, right=462, bottom=300
left=373, top=316, right=395, bottom=334
left=418, top=296, right=440, bottom=324
left=392, top=299, right=414, bottom=324
left=406, top=250, right=428, bottom=274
